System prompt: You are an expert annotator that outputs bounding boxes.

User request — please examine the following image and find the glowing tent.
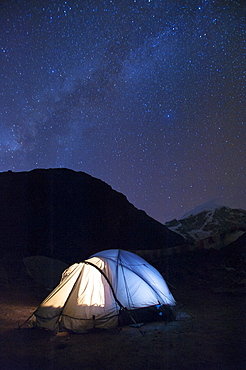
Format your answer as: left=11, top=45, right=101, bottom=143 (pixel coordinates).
left=34, top=249, right=175, bottom=332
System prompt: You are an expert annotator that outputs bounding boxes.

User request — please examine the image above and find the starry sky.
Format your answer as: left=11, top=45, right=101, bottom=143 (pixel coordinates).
left=1, top=0, right=245, bottom=223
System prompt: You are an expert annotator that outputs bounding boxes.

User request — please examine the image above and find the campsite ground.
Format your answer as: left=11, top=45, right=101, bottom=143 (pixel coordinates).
left=0, top=251, right=245, bottom=370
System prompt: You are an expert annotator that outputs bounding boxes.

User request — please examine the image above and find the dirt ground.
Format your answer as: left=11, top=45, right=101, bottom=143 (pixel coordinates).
left=0, top=252, right=245, bottom=370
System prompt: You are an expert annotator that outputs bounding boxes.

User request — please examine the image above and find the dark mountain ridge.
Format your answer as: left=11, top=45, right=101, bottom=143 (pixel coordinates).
left=0, top=168, right=185, bottom=263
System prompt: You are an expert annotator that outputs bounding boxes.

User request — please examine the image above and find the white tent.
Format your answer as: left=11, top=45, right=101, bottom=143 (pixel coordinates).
left=34, top=249, right=175, bottom=332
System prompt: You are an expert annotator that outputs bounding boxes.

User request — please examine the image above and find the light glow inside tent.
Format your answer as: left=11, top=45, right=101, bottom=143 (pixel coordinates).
left=77, top=258, right=105, bottom=307
left=33, top=250, right=175, bottom=332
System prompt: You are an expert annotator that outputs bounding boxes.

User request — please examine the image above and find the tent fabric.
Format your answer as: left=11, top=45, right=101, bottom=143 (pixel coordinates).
left=34, top=249, right=175, bottom=332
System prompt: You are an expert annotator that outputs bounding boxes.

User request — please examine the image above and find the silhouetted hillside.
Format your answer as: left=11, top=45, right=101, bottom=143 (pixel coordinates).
left=0, top=168, right=185, bottom=263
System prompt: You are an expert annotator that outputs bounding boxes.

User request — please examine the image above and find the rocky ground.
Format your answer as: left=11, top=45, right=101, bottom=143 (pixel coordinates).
left=0, top=249, right=245, bottom=370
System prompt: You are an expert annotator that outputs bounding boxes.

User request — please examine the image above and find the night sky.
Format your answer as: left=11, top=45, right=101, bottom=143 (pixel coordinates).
left=1, top=0, right=245, bottom=222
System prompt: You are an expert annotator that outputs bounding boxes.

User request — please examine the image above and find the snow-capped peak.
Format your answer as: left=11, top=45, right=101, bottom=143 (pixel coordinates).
left=181, top=200, right=225, bottom=219
left=165, top=203, right=246, bottom=248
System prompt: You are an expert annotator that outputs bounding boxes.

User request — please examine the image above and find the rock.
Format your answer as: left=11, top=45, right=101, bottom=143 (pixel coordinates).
left=23, top=256, right=68, bottom=290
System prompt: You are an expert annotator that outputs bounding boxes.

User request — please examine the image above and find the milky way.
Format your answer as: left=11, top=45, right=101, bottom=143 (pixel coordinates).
left=1, top=0, right=245, bottom=222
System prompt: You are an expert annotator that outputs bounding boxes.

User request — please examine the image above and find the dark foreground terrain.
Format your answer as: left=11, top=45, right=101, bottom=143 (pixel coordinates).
left=0, top=250, right=245, bottom=370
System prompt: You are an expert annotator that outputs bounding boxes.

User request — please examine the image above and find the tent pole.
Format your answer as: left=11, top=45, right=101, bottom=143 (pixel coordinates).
left=85, top=261, right=144, bottom=335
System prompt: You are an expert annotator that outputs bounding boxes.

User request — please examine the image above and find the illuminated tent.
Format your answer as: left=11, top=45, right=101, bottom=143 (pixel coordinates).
left=34, top=249, right=175, bottom=332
